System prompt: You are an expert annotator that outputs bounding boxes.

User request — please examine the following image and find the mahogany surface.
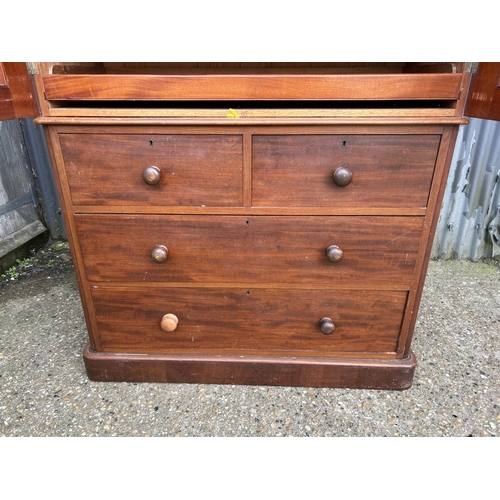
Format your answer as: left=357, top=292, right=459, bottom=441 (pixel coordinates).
left=83, top=345, right=417, bottom=390
left=75, top=214, right=422, bottom=286
left=33, top=61, right=472, bottom=389
left=58, top=133, right=244, bottom=207
left=0, top=62, right=39, bottom=120
left=42, top=73, right=463, bottom=101
left=252, top=134, right=440, bottom=208
left=90, top=286, right=407, bottom=355
left=464, top=63, right=500, bottom=122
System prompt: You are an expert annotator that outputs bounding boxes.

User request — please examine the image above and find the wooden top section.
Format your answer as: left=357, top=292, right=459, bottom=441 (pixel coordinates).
left=33, top=62, right=472, bottom=118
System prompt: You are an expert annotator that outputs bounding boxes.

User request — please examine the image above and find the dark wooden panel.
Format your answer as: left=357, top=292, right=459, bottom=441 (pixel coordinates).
left=42, top=73, right=463, bottom=101
left=0, top=63, right=39, bottom=120
left=90, top=286, right=407, bottom=355
left=252, top=134, right=440, bottom=208
left=464, top=63, right=500, bottom=122
left=0, top=87, right=15, bottom=121
left=83, top=345, right=416, bottom=390
left=76, top=214, right=423, bottom=286
left=58, top=133, right=243, bottom=207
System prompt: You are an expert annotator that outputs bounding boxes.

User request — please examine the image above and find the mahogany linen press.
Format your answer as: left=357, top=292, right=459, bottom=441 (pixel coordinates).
left=22, top=62, right=498, bottom=389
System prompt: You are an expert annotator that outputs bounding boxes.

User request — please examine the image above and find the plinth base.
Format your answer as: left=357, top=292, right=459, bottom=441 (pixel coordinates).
left=83, top=345, right=416, bottom=390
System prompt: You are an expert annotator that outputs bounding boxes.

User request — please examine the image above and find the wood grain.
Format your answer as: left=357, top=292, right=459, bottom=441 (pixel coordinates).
left=83, top=345, right=416, bottom=389
left=252, top=134, right=440, bottom=208
left=58, top=133, right=243, bottom=207
left=43, top=107, right=461, bottom=119
left=0, top=62, right=39, bottom=120
left=75, top=214, right=423, bottom=287
left=464, top=62, right=500, bottom=122
left=42, top=73, right=463, bottom=101
left=90, top=286, right=408, bottom=356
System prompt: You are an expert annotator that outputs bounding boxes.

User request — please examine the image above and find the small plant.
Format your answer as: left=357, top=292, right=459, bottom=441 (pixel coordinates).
left=1, top=257, right=32, bottom=281
left=16, top=258, right=31, bottom=268
left=1, top=266, right=20, bottom=280
left=52, top=241, right=68, bottom=251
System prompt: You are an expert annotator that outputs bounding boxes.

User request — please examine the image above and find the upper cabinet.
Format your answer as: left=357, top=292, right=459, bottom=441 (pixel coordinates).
left=0, top=62, right=39, bottom=121
left=31, top=62, right=473, bottom=119
left=3, top=62, right=500, bottom=122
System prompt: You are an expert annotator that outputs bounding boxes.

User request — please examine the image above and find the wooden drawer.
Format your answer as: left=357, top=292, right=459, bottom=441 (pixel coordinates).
left=76, top=214, right=423, bottom=286
left=91, top=286, right=407, bottom=356
left=252, top=134, right=440, bottom=208
left=58, top=133, right=243, bottom=207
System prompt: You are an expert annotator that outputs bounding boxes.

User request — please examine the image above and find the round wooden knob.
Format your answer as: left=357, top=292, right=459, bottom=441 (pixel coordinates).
left=326, top=245, right=344, bottom=263
left=161, top=313, right=178, bottom=332
left=320, top=317, right=336, bottom=335
left=142, top=166, right=161, bottom=185
left=150, top=245, right=168, bottom=263
left=332, top=167, right=353, bottom=187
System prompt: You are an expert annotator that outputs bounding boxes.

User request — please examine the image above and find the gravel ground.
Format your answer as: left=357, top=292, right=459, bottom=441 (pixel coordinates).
left=1, top=239, right=499, bottom=438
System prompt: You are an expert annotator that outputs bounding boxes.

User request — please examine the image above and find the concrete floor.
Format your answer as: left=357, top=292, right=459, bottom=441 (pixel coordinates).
left=1, top=245, right=499, bottom=437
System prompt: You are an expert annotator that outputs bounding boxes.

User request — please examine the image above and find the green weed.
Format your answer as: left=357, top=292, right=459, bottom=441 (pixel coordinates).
left=1, top=266, right=20, bottom=279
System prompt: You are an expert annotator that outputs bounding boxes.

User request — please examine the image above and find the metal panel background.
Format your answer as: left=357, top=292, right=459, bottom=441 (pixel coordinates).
left=432, top=117, right=500, bottom=261
left=0, top=119, right=46, bottom=261
left=20, top=118, right=65, bottom=240
left=0, top=117, right=65, bottom=268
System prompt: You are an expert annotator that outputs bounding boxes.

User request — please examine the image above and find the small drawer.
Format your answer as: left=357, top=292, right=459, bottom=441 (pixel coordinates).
left=58, top=133, right=243, bottom=207
left=252, top=134, right=440, bottom=208
left=75, top=214, right=423, bottom=286
left=91, top=286, right=408, bottom=356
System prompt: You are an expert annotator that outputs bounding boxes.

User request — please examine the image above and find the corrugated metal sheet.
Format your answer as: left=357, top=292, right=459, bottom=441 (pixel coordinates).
left=20, top=118, right=65, bottom=239
left=432, top=117, right=500, bottom=261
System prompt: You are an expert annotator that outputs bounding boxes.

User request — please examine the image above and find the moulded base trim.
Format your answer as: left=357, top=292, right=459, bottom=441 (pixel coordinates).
left=83, top=345, right=416, bottom=391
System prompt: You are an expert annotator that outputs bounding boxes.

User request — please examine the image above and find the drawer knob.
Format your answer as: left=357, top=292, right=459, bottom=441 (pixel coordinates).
left=142, top=166, right=161, bottom=185
left=150, top=245, right=168, bottom=263
left=161, top=313, right=179, bottom=332
left=332, top=167, right=353, bottom=187
left=326, top=245, right=344, bottom=263
left=320, top=317, right=336, bottom=335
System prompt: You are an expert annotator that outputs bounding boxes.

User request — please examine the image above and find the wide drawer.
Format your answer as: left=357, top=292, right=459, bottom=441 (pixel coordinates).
left=42, top=71, right=463, bottom=102
left=58, top=133, right=243, bottom=207
left=76, top=215, right=423, bottom=286
left=90, top=286, right=407, bottom=356
left=252, top=134, right=440, bottom=208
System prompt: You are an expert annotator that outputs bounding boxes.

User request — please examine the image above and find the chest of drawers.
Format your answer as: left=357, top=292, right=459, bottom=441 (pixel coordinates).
left=34, top=62, right=471, bottom=389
